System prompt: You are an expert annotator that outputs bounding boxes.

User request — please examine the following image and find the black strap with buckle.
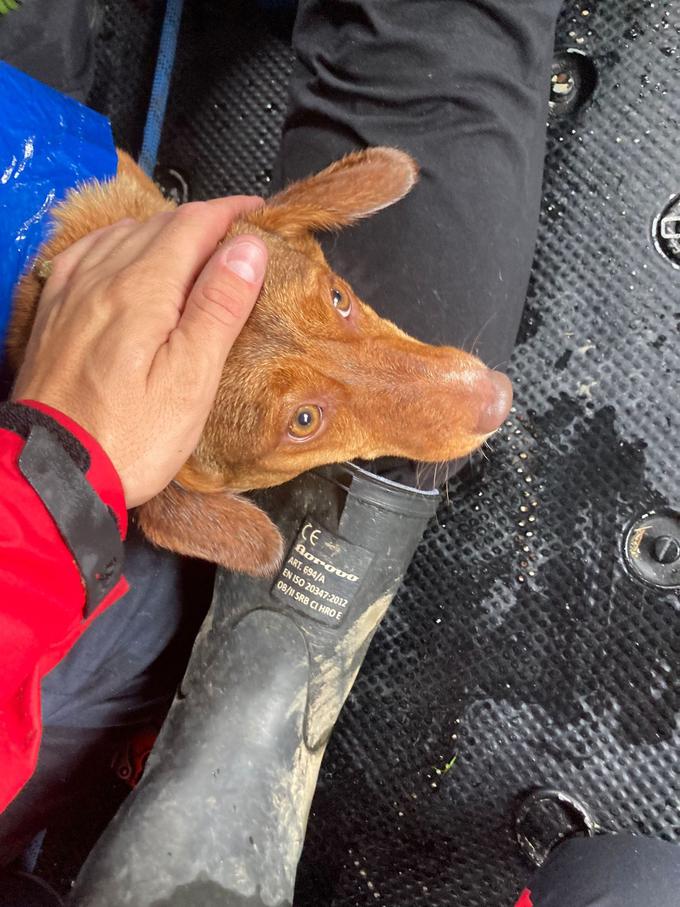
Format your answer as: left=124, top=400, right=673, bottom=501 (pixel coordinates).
left=1, top=402, right=124, bottom=616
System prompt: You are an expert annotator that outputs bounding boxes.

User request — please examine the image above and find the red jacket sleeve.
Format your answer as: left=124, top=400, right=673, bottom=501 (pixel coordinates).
left=0, top=400, right=129, bottom=811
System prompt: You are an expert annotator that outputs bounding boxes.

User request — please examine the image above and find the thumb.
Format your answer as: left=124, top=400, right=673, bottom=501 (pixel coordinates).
left=176, top=235, right=268, bottom=366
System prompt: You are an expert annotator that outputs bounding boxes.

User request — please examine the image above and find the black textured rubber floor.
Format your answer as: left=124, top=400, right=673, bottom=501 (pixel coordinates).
left=85, top=1, right=680, bottom=904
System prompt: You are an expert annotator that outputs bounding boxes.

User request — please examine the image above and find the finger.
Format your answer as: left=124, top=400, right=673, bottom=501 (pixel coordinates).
left=204, top=195, right=264, bottom=214
left=75, top=210, right=174, bottom=277
left=40, top=219, right=138, bottom=296
left=140, top=196, right=265, bottom=297
left=170, top=234, right=268, bottom=374
left=30, top=220, right=138, bottom=346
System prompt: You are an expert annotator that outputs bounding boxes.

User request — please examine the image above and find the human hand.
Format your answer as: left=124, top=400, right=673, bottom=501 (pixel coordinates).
left=12, top=198, right=268, bottom=508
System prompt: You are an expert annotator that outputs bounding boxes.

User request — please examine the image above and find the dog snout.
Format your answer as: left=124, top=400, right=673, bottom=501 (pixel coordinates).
left=472, top=369, right=513, bottom=434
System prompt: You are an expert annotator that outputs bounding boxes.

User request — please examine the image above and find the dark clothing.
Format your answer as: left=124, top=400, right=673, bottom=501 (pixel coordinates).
left=0, top=870, right=63, bottom=907
left=0, top=522, right=214, bottom=865
left=278, top=0, right=562, bottom=369
left=0, top=0, right=98, bottom=103
left=517, top=834, right=680, bottom=907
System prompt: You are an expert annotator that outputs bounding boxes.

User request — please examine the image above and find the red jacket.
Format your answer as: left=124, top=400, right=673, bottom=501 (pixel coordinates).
left=0, top=400, right=128, bottom=811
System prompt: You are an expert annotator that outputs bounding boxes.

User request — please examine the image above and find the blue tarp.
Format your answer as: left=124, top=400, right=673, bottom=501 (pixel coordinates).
left=0, top=61, right=117, bottom=344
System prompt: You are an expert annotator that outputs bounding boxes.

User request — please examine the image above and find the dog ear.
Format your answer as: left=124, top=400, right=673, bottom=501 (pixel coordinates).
left=137, top=482, right=284, bottom=577
left=251, top=147, right=418, bottom=240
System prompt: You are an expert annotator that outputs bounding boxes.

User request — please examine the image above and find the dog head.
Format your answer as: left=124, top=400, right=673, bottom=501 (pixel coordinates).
left=182, top=148, right=512, bottom=495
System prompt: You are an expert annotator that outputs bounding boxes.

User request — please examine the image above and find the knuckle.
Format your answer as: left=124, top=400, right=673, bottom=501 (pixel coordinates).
left=108, top=266, right=144, bottom=302
left=118, top=339, right=150, bottom=374
left=48, top=251, right=72, bottom=282
left=94, top=219, right=136, bottom=246
left=196, top=282, right=247, bottom=325
left=149, top=210, right=173, bottom=231
left=107, top=217, right=137, bottom=232
left=175, top=201, right=210, bottom=222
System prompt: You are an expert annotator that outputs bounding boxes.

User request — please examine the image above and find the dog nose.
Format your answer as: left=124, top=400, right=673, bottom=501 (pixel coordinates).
left=475, top=369, right=513, bottom=434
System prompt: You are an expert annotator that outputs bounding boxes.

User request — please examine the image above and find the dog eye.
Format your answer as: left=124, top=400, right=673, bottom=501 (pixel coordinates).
left=289, top=405, right=323, bottom=440
left=331, top=287, right=351, bottom=317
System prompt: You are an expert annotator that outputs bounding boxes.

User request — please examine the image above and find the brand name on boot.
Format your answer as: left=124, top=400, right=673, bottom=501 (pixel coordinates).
left=294, top=543, right=360, bottom=582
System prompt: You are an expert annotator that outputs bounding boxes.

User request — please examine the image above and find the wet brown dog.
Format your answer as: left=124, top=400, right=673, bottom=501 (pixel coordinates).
left=8, top=147, right=512, bottom=575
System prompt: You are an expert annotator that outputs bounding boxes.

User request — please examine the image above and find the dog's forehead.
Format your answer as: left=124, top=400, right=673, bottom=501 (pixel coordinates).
left=263, top=227, right=326, bottom=271
left=230, top=220, right=358, bottom=336
left=258, top=236, right=342, bottom=306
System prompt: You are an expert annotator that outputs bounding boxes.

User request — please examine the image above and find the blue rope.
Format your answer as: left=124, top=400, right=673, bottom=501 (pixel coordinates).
left=139, top=0, right=184, bottom=177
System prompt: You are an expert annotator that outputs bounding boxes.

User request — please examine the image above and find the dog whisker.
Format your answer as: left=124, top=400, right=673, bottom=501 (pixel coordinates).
left=463, top=312, right=498, bottom=359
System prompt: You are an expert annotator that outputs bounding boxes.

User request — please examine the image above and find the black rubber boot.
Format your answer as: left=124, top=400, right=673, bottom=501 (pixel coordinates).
left=70, top=463, right=439, bottom=906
